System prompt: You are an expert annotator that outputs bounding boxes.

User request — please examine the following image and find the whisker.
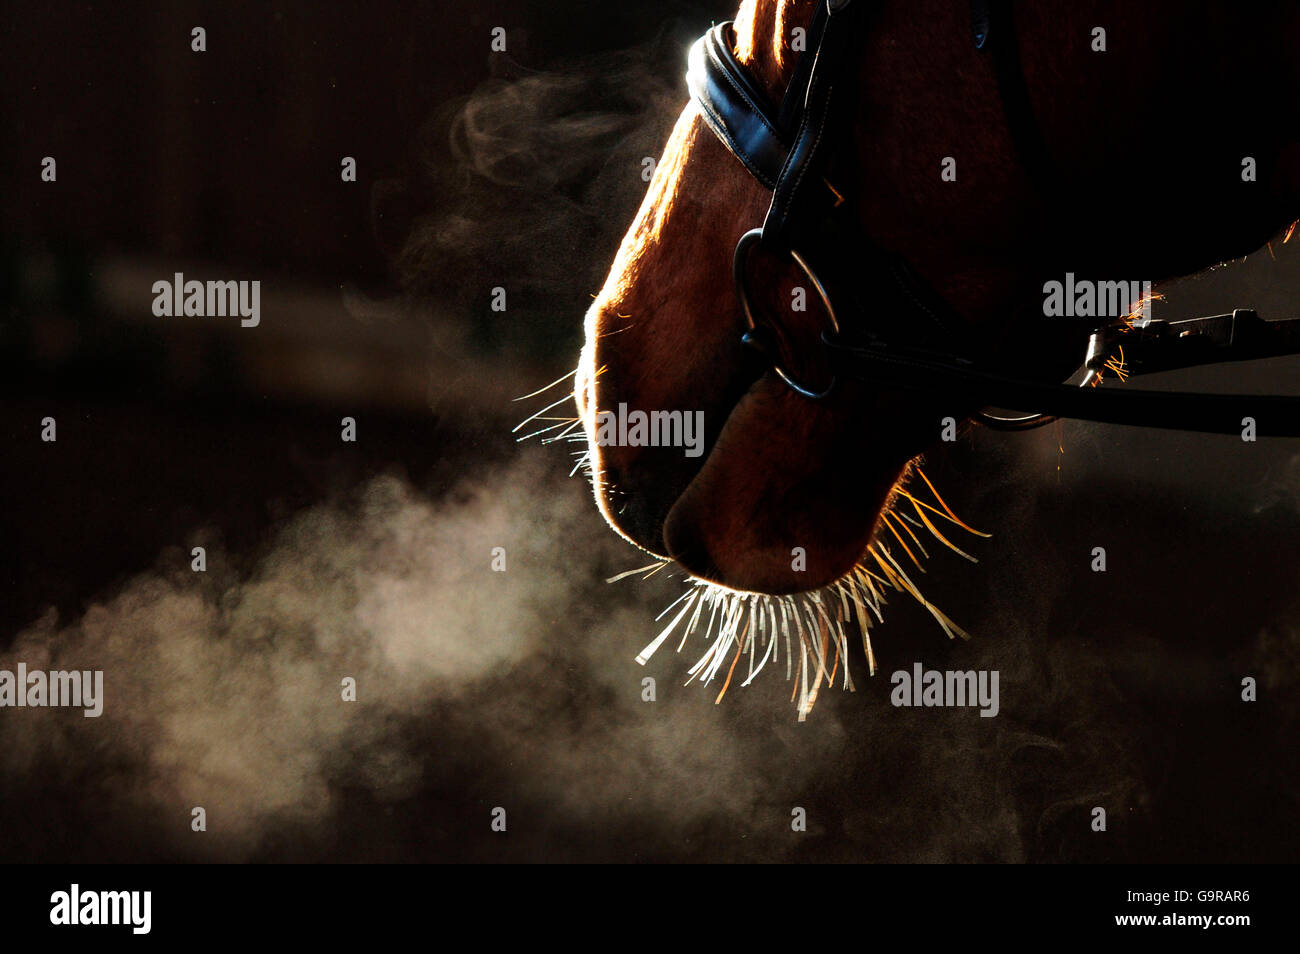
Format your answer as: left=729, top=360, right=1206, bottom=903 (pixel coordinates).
left=910, top=499, right=979, bottom=563
left=541, top=421, right=583, bottom=445
left=512, top=393, right=577, bottom=433
left=514, top=418, right=577, bottom=443
left=513, top=368, right=578, bottom=402
left=608, top=560, right=668, bottom=584
left=640, top=561, right=670, bottom=580
left=881, top=511, right=926, bottom=570
left=895, top=489, right=991, bottom=537
left=636, top=592, right=698, bottom=666
left=613, top=462, right=985, bottom=716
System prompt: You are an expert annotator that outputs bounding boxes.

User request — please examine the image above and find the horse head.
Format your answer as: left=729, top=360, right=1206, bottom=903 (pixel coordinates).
left=577, top=0, right=1300, bottom=598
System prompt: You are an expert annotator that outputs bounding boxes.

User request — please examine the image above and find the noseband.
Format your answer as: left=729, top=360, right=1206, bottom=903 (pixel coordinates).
left=688, top=0, right=1300, bottom=435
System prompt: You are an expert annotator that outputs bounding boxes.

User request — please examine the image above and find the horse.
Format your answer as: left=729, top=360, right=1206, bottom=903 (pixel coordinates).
left=573, top=0, right=1300, bottom=609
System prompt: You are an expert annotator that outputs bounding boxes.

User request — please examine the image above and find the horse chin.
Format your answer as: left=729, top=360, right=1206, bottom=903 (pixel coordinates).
left=659, top=374, right=910, bottom=596
left=662, top=478, right=897, bottom=597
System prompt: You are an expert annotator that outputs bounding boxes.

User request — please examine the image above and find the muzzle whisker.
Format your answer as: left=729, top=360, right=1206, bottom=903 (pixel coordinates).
left=511, top=392, right=577, bottom=434
left=639, top=561, right=670, bottom=581
left=912, top=467, right=990, bottom=537
left=541, top=420, right=584, bottom=445
left=567, top=453, right=590, bottom=478
left=908, top=498, right=979, bottom=563
left=880, top=511, right=927, bottom=569
left=512, top=368, right=577, bottom=402
left=633, top=469, right=981, bottom=714
left=515, top=418, right=578, bottom=443
left=608, top=560, right=671, bottom=585
left=635, top=590, right=698, bottom=666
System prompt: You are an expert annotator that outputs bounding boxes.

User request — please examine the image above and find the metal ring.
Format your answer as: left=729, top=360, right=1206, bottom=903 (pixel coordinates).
left=974, top=369, right=1100, bottom=431
left=732, top=228, right=839, bottom=400
left=974, top=409, right=1057, bottom=431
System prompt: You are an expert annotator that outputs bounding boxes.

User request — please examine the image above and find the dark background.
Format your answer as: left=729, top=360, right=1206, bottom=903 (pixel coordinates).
left=0, top=1, right=1297, bottom=863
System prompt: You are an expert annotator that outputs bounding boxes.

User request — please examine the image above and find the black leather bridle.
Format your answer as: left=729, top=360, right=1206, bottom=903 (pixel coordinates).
left=687, top=0, right=1300, bottom=435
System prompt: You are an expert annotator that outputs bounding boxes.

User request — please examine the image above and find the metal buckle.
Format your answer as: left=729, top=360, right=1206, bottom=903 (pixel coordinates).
left=732, top=228, right=840, bottom=400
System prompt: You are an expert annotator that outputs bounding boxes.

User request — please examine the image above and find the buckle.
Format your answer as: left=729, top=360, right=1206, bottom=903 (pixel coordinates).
left=732, top=228, right=840, bottom=400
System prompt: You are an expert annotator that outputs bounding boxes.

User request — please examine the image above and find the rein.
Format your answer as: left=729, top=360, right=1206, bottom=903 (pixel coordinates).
left=687, top=0, right=1300, bottom=436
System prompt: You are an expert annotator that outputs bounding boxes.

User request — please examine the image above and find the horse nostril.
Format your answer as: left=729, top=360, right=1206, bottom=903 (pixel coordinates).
left=593, top=465, right=671, bottom=557
left=615, top=495, right=669, bottom=556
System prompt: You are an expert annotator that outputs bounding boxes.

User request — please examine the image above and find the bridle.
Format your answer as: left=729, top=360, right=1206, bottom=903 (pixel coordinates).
left=687, top=0, right=1300, bottom=435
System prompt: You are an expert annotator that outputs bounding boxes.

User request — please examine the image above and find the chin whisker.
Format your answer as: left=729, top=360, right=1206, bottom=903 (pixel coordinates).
left=630, top=461, right=987, bottom=720
left=607, top=559, right=672, bottom=585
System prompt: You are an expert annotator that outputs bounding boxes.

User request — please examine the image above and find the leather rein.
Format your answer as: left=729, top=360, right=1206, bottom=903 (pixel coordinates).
left=686, top=0, right=1300, bottom=436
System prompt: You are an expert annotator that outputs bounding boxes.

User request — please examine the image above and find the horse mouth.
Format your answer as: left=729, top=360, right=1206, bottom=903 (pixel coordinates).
left=583, top=401, right=732, bottom=571
left=584, top=363, right=940, bottom=596
left=576, top=342, right=765, bottom=579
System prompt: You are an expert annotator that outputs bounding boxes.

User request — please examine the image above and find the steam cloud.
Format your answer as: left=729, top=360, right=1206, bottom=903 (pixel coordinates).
left=0, top=452, right=841, bottom=861
left=8, top=438, right=1290, bottom=862
left=384, top=35, right=689, bottom=359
